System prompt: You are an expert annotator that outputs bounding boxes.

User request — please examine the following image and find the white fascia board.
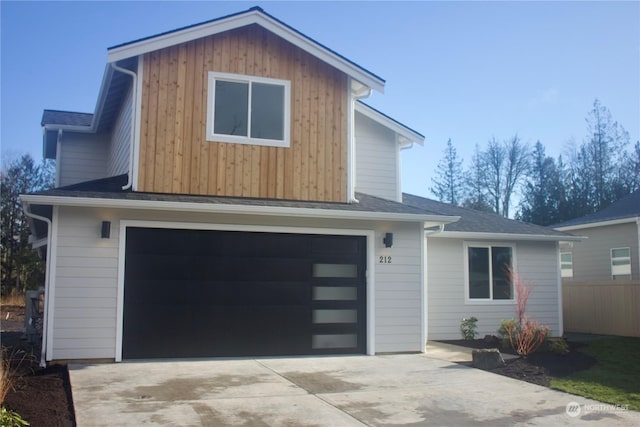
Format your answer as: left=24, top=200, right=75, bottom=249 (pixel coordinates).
left=20, top=194, right=456, bottom=224
left=355, top=103, right=424, bottom=145
left=554, top=216, right=639, bottom=232
left=42, top=124, right=94, bottom=133
left=107, top=10, right=384, bottom=93
left=427, top=230, right=584, bottom=242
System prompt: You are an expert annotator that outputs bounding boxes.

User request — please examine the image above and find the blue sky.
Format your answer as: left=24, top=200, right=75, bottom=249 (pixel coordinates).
left=2, top=1, right=638, bottom=199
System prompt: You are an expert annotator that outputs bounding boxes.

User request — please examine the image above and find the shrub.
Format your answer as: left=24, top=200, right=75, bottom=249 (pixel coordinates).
left=497, top=318, right=517, bottom=348
left=460, top=316, right=478, bottom=340
left=545, top=337, right=570, bottom=355
left=1, top=407, right=30, bottom=426
left=503, top=316, right=549, bottom=357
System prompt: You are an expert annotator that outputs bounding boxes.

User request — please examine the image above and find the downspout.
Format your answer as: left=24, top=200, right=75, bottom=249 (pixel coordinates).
left=110, top=62, right=137, bottom=191
left=22, top=202, right=52, bottom=368
left=396, top=138, right=414, bottom=201
left=348, top=81, right=372, bottom=203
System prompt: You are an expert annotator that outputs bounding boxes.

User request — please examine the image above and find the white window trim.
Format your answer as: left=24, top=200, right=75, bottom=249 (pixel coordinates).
left=611, top=247, right=631, bottom=277
left=560, top=251, right=573, bottom=278
left=464, top=241, right=517, bottom=305
left=206, top=71, right=291, bottom=148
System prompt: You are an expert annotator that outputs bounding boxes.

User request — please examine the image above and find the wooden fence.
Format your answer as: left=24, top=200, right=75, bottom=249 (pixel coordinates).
left=563, top=280, right=640, bottom=337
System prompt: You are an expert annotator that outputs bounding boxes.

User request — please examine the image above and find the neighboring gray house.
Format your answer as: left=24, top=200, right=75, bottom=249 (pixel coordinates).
left=21, top=7, right=575, bottom=364
left=403, top=195, right=580, bottom=340
left=554, top=189, right=640, bottom=281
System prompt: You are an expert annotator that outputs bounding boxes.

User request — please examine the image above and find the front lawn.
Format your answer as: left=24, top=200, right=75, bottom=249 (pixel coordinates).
left=550, top=337, right=640, bottom=411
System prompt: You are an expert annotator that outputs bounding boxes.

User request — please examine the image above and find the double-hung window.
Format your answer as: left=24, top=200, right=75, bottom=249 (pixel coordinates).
left=206, top=72, right=291, bottom=147
left=560, top=252, right=573, bottom=278
left=611, top=247, right=631, bottom=278
left=466, top=243, right=514, bottom=301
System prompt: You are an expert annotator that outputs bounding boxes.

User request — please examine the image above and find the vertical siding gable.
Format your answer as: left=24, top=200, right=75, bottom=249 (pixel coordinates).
left=138, top=25, right=349, bottom=202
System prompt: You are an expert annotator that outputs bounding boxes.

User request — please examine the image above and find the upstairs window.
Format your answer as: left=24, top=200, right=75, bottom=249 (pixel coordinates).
left=466, top=243, right=514, bottom=301
left=611, top=247, right=631, bottom=278
left=560, top=252, right=573, bottom=278
left=206, top=72, right=290, bottom=147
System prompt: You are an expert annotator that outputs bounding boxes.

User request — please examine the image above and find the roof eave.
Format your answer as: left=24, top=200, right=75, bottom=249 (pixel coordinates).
left=106, top=8, right=384, bottom=93
left=554, top=216, right=640, bottom=231
left=427, top=230, right=584, bottom=242
left=20, top=194, right=455, bottom=224
left=355, top=102, right=424, bottom=145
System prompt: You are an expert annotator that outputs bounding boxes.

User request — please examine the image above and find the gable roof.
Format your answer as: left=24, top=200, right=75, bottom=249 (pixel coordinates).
left=403, top=193, right=580, bottom=241
left=107, top=6, right=385, bottom=93
left=355, top=102, right=424, bottom=146
left=553, top=189, right=640, bottom=230
left=22, top=175, right=457, bottom=225
left=41, top=110, right=93, bottom=127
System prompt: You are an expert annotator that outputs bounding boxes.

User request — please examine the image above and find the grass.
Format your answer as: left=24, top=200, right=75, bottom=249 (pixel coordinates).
left=550, top=337, right=640, bottom=411
left=0, top=294, right=26, bottom=308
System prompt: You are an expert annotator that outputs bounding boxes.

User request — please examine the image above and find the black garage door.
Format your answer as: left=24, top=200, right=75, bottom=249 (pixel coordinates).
left=122, top=228, right=366, bottom=359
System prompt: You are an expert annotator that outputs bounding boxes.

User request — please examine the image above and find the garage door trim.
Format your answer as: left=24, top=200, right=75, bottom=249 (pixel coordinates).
left=115, top=219, right=376, bottom=361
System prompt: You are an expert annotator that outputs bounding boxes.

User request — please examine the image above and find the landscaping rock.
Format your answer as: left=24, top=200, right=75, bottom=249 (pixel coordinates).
left=483, top=335, right=500, bottom=346
left=472, top=348, right=506, bottom=370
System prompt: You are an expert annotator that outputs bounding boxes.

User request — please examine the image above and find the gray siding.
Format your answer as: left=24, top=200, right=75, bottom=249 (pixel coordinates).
left=374, top=222, right=424, bottom=352
left=52, top=207, right=119, bottom=359
left=426, top=237, right=561, bottom=341
left=49, top=207, right=425, bottom=360
left=355, top=112, right=399, bottom=201
left=566, top=222, right=639, bottom=281
left=108, top=84, right=133, bottom=176
left=58, top=134, right=109, bottom=187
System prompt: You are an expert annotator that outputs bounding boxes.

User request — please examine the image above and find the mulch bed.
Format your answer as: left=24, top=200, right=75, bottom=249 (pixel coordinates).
left=442, top=337, right=597, bottom=387
left=2, top=307, right=76, bottom=426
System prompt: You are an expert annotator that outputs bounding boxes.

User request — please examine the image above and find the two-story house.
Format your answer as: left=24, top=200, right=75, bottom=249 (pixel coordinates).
left=23, top=7, right=575, bottom=364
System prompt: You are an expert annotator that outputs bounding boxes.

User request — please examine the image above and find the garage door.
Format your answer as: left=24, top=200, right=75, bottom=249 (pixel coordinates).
left=122, top=227, right=367, bottom=359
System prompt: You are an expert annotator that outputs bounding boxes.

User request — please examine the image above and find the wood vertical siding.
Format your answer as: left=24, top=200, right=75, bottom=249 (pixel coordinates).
left=138, top=25, right=349, bottom=202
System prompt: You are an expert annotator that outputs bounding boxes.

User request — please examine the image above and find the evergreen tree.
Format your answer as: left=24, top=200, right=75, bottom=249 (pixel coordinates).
left=1, top=154, right=54, bottom=295
left=582, top=99, right=630, bottom=211
left=430, top=139, right=464, bottom=205
left=462, top=145, right=493, bottom=212
left=517, top=142, right=564, bottom=225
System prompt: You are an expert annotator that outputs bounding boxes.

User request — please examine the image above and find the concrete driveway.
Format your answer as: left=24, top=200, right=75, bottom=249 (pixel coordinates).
left=69, top=354, right=639, bottom=426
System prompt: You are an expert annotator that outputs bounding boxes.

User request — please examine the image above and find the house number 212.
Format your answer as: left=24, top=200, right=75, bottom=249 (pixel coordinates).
left=379, top=256, right=392, bottom=264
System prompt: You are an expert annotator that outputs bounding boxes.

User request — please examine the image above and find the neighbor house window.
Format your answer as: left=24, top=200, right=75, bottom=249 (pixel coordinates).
left=206, top=72, right=290, bottom=147
left=466, top=244, right=514, bottom=301
left=611, top=247, right=631, bottom=278
left=560, top=252, right=573, bottom=278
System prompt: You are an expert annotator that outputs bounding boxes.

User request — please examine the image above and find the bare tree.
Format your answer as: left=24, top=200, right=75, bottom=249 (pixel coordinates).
left=482, top=137, right=505, bottom=215
left=501, top=135, right=530, bottom=218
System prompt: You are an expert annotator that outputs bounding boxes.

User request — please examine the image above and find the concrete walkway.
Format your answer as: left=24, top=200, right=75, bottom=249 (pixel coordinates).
left=424, top=341, right=519, bottom=363
left=69, top=352, right=639, bottom=426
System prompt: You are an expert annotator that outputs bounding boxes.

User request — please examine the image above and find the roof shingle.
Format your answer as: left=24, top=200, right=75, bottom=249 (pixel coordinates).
left=403, top=193, right=570, bottom=237
left=41, top=110, right=93, bottom=127
left=553, top=189, right=640, bottom=228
